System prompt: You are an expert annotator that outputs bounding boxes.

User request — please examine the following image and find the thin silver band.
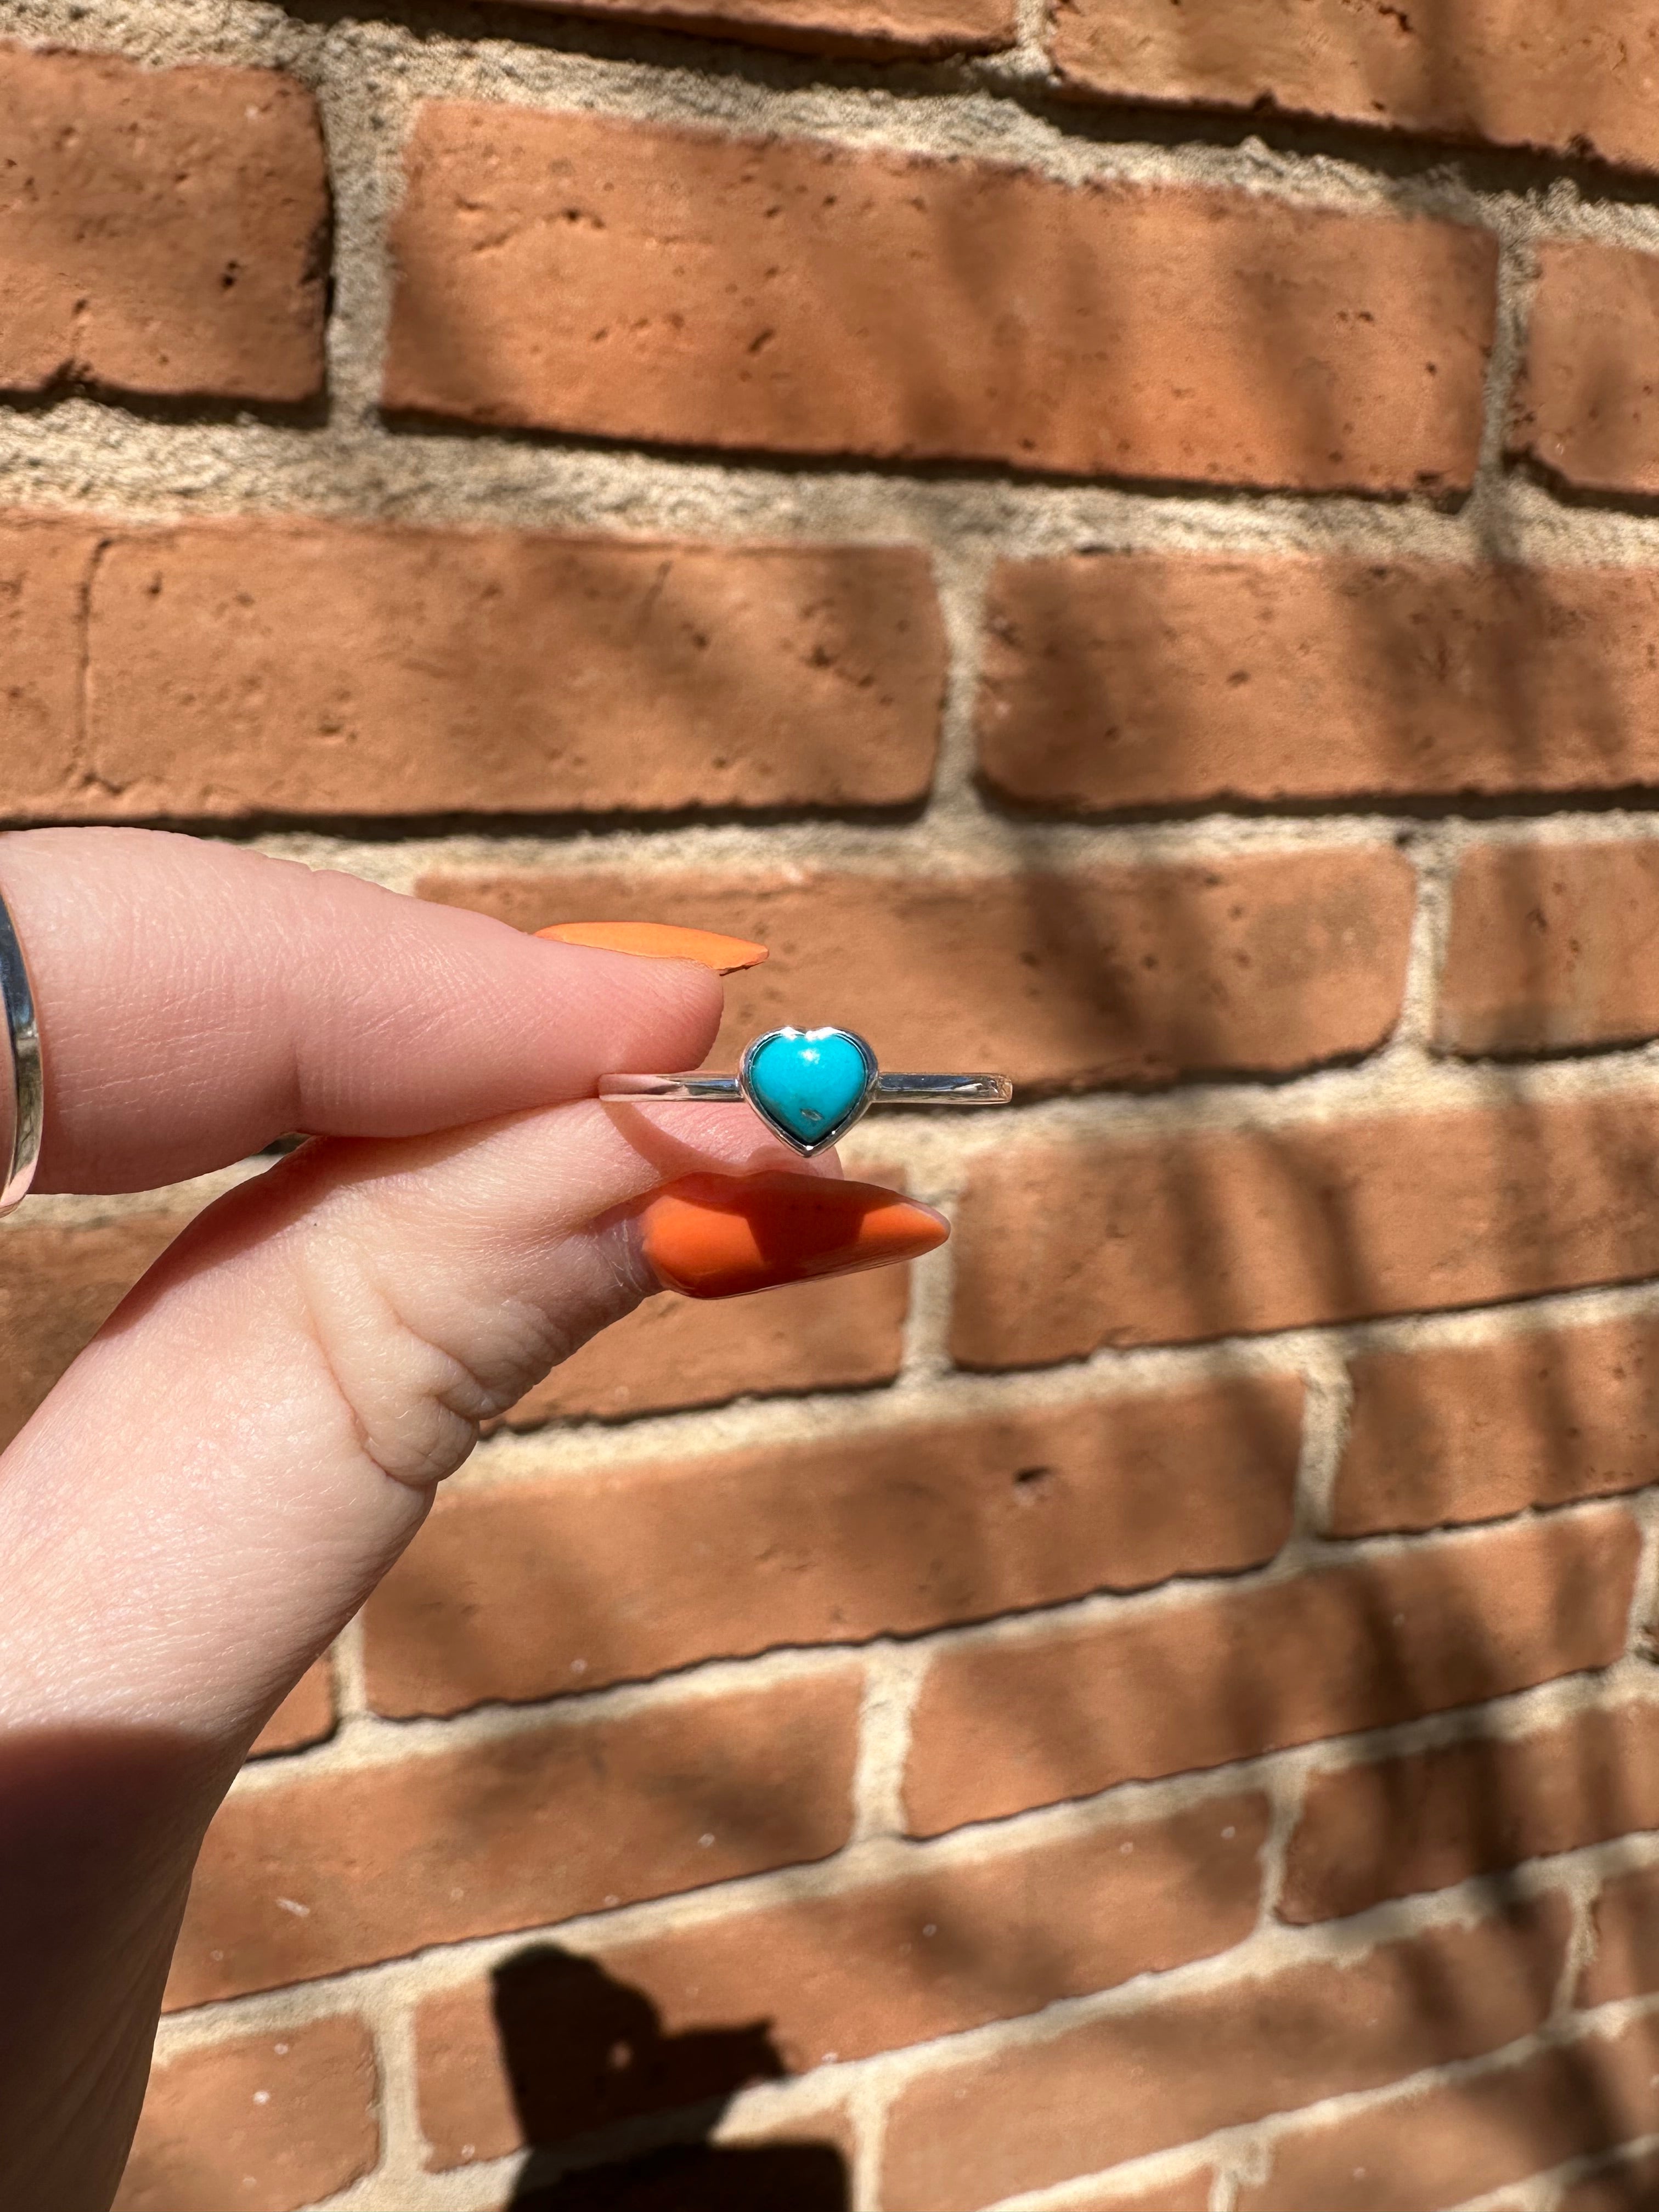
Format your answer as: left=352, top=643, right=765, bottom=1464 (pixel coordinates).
left=0, top=885, right=43, bottom=1216
left=600, top=1072, right=1013, bottom=1105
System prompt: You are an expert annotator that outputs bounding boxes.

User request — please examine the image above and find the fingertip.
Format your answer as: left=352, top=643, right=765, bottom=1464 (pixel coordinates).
left=556, top=939, right=727, bottom=1075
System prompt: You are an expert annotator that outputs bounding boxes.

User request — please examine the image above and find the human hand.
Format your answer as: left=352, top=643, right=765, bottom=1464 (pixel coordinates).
left=0, top=826, right=945, bottom=2211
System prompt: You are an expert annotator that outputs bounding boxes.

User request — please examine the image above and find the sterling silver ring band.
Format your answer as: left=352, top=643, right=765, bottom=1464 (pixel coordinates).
left=0, top=884, right=43, bottom=1217
left=601, top=1072, right=1012, bottom=1105
left=599, top=1024, right=1011, bottom=1159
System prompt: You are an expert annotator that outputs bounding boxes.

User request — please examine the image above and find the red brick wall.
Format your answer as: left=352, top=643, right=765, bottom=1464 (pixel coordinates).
left=8, top=3, right=1659, bottom=2208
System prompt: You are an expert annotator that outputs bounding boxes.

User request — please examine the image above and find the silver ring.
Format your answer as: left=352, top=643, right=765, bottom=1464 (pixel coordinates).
left=600, top=1025, right=1012, bottom=1158
left=0, top=883, right=43, bottom=1216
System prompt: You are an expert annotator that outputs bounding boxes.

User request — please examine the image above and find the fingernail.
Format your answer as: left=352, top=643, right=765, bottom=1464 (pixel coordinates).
left=537, top=921, right=768, bottom=975
left=641, top=1171, right=948, bottom=1299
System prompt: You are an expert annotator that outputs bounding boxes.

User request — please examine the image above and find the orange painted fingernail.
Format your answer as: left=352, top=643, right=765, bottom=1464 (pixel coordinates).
left=641, top=1171, right=949, bottom=1299
left=536, top=921, right=768, bottom=974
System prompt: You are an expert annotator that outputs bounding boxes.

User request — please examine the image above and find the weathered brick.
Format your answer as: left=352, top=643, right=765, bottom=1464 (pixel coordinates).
left=904, top=1508, right=1638, bottom=1837
left=466, top=0, right=1013, bottom=56
left=385, top=105, right=1492, bottom=490
left=364, top=1378, right=1300, bottom=1717
left=0, top=516, right=102, bottom=822
left=1333, top=1315, right=1659, bottom=1536
left=0, top=43, right=326, bottom=402
left=977, top=555, right=1659, bottom=815
left=249, top=1662, right=335, bottom=1760
left=166, top=1667, right=861, bottom=2007
left=1066, top=2180, right=1215, bottom=2212
left=1577, top=1858, right=1659, bottom=2007
left=1236, top=2013, right=1659, bottom=2212
left=70, top=522, right=940, bottom=822
left=1510, top=242, right=1659, bottom=495
left=0, top=1180, right=900, bottom=1442
left=950, top=1095, right=1659, bottom=1370
left=480, top=2101, right=858, bottom=2209
left=417, top=851, right=1414, bottom=1094
left=881, top=1899, right=1570, bottom=2211
left=500, top=1267, right=910, bottom=1427
left=1558, top=2146, right=1659, bottom=2212
left=709, top=2096, right=860, bottom=2173
left=1047, top=2, right=1659, bottom=172
left=0, top=1207, right=188, bottom=1451
left=1280, top=1702, right=1659, bottom=1925
left=416, top=1793, right=1267, bottom=2166
left=113, top=2015, right=377, bottom=2212
left=1438, top=840, right=1659, bottom=1057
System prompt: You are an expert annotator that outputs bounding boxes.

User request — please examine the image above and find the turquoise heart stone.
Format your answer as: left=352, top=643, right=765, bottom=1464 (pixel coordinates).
left=744, top=1027, right=873, bottom=1152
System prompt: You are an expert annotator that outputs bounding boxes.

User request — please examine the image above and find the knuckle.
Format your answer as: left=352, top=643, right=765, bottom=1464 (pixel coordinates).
left=292, top=1237, right=560, bottom=1492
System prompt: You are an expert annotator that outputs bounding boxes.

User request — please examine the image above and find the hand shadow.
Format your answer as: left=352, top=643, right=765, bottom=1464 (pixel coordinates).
left=496, top=1944, right=849, bottom=2211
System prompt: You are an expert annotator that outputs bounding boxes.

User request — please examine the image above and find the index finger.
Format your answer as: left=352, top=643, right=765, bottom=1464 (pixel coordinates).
left=0, top=827, right=726, bottom=1193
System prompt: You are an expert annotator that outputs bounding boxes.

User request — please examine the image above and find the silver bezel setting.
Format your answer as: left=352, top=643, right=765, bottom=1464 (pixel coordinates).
left=738, top=1025, right=880, bottom=1158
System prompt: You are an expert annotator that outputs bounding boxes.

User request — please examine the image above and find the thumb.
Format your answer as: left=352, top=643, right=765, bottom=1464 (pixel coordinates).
left=0, top=1092, right=943, bottom=1757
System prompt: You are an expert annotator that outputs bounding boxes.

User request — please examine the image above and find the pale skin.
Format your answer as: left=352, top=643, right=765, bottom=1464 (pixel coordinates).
left=0, top=826, right=836, bottom=2212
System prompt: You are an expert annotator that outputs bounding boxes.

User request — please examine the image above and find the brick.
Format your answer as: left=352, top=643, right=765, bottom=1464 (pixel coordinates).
left=0, top=1207, right=189, bottom=1451
left=467, top=0, right=1013, bottom=57
left=165, top=1667, right=861, bottom=2006
left=1438, top=841, right=1659, bottom=1057
left=950, top=1094, right=1659, bottom=1370
left=417, top=1792, right=1266, bottom=2166
left=385, top=105, right=1492, bottom=490
left=1577, top=1857, right=1659, bottom=2007
left=904, top=1508, right=1638, bottom=1837
left=417, top=852, right=1415, bottom=1094
left=0, top=1164, right=903, bottom=1441
left=72, top=522, right=940, bottom=822
left=709, top=2096, right=859, bottom=2190
left=1559, top=2147, right=1659, bottom=2212
left=1280, top=1702, right=1659, bottom=1925
left=1333, top=1315, right=1659, bottom=1536
left=1510, top=242, right=1659, bottom=495
left=249, top=1662, right=335, bottom=1759
left=0, top=516, right=102, bottom=822
left=501, top=1267, right=910, bottom=1427
left=0, top=43, right=326, bottom=403
left=364, top=1378, right=1300, bottom=1718
left=112, top=2015, right=377, bottom=2212
left=710, top=2094, right=858, bottom=2157
left=484, top=2102, right=857, bottom=2210
left=1047, top=2, right=1659, bottom=173
left=0, top=1189, right=900, bottom=1443
left=465, top=2081, right=858, bottom=2197
left=1065, top=2180, right=1215, bottom=2212
left=881, top=1898, right=1570, bottom=2211
left=977, top=555, right=1659, bottom=815
left=1236, top=2013, right=1659, bottom=2212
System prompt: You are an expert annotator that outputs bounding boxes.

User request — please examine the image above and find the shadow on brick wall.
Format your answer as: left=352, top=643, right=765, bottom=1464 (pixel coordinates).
left=22, top=57, right=1659, bottom=2198
left=495, top=1945, right=848, bottom=2210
